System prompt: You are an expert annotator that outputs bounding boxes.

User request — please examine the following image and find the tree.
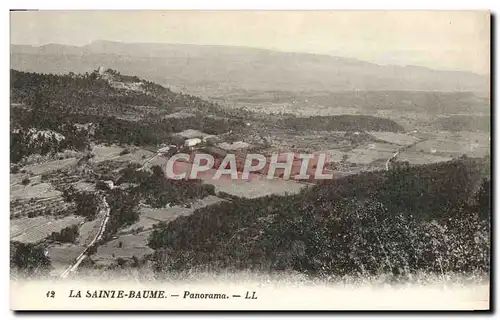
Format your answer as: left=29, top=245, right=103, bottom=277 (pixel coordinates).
left=475, top=178, right=491, bottom=220
left=49, top=225, right=80, bottom=243
left=10, top=242, right=51, bottom=276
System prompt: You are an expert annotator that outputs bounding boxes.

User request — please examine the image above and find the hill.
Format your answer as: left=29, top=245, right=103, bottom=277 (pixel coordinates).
left=10, top=69, right=406, bottom=163
left=9, top=68, right=246, bottom=163
left=148, top=156, right=491, bottom=278
left=431, top=115, right=491, bottom=132
left=11, top=41, right=489, bottom=93
left=278, top=115, right=405, bottom=132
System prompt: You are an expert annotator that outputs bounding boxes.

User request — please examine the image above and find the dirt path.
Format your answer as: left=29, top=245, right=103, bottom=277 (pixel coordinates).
left=60, top=195, right=110, bottom=278
left=385, top=151, right=400, bottom=171
left=385, top=131, right=428, bottom=171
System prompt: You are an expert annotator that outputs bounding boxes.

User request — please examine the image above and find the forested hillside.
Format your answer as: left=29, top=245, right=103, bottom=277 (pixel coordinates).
left=10, top=69, right=406, bottom=164
left=148, top=156, right=491, bottom=278
left=278, top=115, right=405, bottom=132
left=10, top=69, right=245, bottom=163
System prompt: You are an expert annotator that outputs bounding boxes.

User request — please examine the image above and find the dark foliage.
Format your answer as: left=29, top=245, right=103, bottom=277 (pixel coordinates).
left=148, top=158, right=490, bottom=277
left=432, top=115, right=490, bottom=133
left=48, top=224, right=80, bottom=243
left=63, top=186, right=100, bottom=220
left=10, top=241, right=51, bottom=276
left=10, top=69, right=246, bottom=162
left=119, top=149, right=130, bottom=156
left=104, top=188, right=141, bottom=238
left=277, top=115, right=405, bottom=132
left=117, top=165, right=215, bottom=208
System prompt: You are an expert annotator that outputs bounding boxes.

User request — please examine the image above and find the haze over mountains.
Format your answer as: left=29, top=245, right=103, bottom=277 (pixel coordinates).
left=11, top=40, right=489, bottom=93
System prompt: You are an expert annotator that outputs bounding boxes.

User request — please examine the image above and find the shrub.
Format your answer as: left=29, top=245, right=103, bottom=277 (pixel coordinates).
left=48, top=225, right=80, bottom=243
left=10, top=241, right=51, bottom=276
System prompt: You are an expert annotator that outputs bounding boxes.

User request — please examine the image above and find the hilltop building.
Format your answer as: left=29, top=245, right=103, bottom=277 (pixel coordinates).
left=184, top=138, right=203, bottom=148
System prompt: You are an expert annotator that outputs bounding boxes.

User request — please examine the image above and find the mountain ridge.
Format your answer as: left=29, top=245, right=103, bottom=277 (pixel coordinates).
left=12, top=40, right=489, bottom=76
left=11, top=41, right=489, bottom=93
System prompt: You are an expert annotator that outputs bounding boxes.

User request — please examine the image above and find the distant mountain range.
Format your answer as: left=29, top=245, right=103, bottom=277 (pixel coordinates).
left=11, top=40, right=489, bottom=93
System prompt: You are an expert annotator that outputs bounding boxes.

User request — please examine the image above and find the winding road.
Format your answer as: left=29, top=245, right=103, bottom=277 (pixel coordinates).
left=384, top=131, right=429, bottom=171
left=60, top=195, right=110, bottom=278
left=385, top=151, right=400, bottom=171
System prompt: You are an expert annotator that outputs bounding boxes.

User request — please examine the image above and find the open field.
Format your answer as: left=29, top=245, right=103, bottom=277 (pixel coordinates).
left=78, top=217, right=104, bottom=246
left=73, top=181, right=96, bottom=192
left=114, top=149, right=156, bottom=164
left=90, top=145, right=126, bottom=163
left=47, top=242, right=87, bottom=275
left=410, top=131, right=490, bottom=158
left=209, top=177, right=308, bottom=199
left=397, top=151, right=454, bottom=165
left=119, top=215, right=159, bottom=233
left=263, top=130, right=353, bottom=153
left=162, top=112, right=196, bottom=119
left=368, top=131, right=419, bottom=146
left=91, top=231, right=154, bottom=266
left=346, top=148, right=394, bottom=165
left=322, top=149, right=347, bottom=163
left=22, top=157, right=78, bottom=176
left=10, top=182, right=62, bottom=200
left=10, top=195, right=73, bottom=219
left=120, top=195, right=225, bottom=233
left=175, top=129, right=212, bottom=139
left=11, top=215, right=84, bottom=243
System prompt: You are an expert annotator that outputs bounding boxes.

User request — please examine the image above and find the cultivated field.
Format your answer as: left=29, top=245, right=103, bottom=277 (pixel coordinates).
left=396, top=151, right=454, bottom=165
left=120, top=195, right=225, bottom=234
left=11, top=215, right=84, bottom=243
left=22, top=157, right=78, bottom=175
left=10, top=182, right=61, bottom=200
left=410, top=131, right=490, bottom=158
left=346, top=148, right=394, bottom=165
left=368, top=131, right=419, bottom=146
left=78, top=217, right=105, bottom=246
left=115, top=149, right=156, bottom=164
left=208, top=178, right=308, bottom=199
left=47, top=242, right=87, bottom=275
left=10, top=195, right=74, bottom=219
left=91, top=231, right=154, bottom=267
left=90, top=145, right=126, bottom=163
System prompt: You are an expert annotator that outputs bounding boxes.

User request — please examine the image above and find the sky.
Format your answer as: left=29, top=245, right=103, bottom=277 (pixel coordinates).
left=10, top=10, right=490, bottom=74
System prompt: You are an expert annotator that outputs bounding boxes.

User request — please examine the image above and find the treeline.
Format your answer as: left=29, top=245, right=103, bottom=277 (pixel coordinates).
left=104, top=188, right=141, bottom=238
left=10, top=125, right=88, bottom=163
left=63, top=187, right=101, bottom=220
left=102, top=164, right=216, bottom=238
left=276, top=115, right=405, bottom=132
left=117, top=164, right=215, bottom=208
left=243, top=90, right=489, bottom=116
left=47, top=225, right=79, bottom=243
left=148, top=157, right=490, bottom=278
left=312, top=156, right=490, bottom=221
left=432, top=115, right=491, bottom=133
left=11, top=69, right=166, bottom=115
left=10, top=241, right=51, bottom=277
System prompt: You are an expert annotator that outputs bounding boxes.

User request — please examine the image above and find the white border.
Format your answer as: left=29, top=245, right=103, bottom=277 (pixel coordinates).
left=1, top=1, right=497, bottom=319
left=1, top=1, right=498, bottom=10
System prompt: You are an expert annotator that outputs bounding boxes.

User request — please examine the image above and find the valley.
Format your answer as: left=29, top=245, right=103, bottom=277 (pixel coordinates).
left=9, top=65, right=490, bottom=285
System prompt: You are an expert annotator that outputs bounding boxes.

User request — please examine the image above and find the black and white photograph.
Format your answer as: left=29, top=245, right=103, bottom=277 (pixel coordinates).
left=8, top=10, right=491, bottom=310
